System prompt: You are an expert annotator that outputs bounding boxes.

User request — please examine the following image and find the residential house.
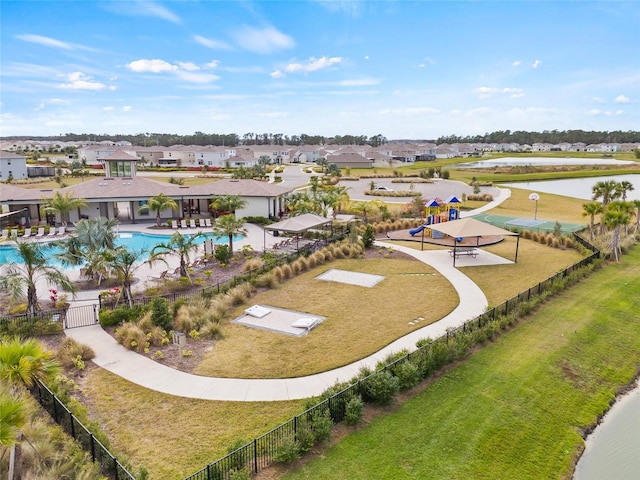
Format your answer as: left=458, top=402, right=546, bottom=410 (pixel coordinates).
left=0, top=151, right=28, bottom=181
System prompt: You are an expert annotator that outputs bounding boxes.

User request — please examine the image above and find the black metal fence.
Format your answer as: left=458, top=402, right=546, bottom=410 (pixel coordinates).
left=0, top=304, right=99, bottom=335
left=183, top=235, right=601, bottom=480
left=30, top=379, right=136, bottom=480
left=99, top=233, right=347, bottom=311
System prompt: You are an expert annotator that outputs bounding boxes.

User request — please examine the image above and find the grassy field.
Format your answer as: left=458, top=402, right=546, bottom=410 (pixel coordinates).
left=79, top=369, right=304, bottom=479
left=195, top=257, right=456, bottom=378
left=280, top=246, right=640, bottom=480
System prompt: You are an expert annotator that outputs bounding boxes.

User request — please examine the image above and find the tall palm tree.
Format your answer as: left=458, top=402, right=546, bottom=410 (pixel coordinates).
left=0, top=240, right=76, bottom=315
left=631, top=199, right=640, bottom=233
left=40, top=191, right=87, bottom=228
left=581, top=201, right=603, bottom=241
left=286, top=191, right=315, bottom=216
left=138, top=193, right=178, bottom=227
left=603, top=201, right=632, bottom=262
left=149, top=231, right=205, bottom=281
left=350, top=199, right=383, bottom=223
left=211, top=215, right=247, bottom=254
left=617, top=180, right=635, bottom=200
left=209, top=195, right=248, bottom=218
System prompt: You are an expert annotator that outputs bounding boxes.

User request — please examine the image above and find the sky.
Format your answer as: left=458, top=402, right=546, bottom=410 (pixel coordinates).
left=1, top=0, right=639, bottom=140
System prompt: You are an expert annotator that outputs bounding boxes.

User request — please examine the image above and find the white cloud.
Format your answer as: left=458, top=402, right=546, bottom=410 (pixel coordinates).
left=106, top=0, right=181, bottom=24
left=284, top=56, right=343, bottom=74
left=614, top=94, right=630, bottom=104
left=57, top=72, right=106, bottom=90
left=532, top=59, right=542, bottom=68
left=587, top=109, right=613, bottom=116
left=193, top=35, right=232, bottom=50
left=175, top=71, right=220, bottom=84
left=233, top=25, right=295, bottom=54
left=591, top=96, right=606, bottom=104
left=512, top=60, right=521, bottom=67
left=15, top=34, right=73, bottom=50
left=103, top=106, right=114, bottom=112
left=364, top=55, right=370, bottom=60
left=122, top=106, right=133, bottom=112
left=474, top=86, right=499, bottom=99
left=178, top=62, right=200, bottom=72
left=616, top=110, right=624, bottom=116
left=127, top=59, right=177, bottom=73
left=270, top=69, right=285, bottom=79
left=337, top=78, right=379, bottom=87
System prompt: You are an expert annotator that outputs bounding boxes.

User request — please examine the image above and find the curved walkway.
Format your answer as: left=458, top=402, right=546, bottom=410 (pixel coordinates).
left=64, top=188, right=513, bottom=401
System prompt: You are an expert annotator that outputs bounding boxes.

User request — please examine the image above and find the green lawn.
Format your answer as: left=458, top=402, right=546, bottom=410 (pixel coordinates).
left=281, top=246, right=640, bottom=480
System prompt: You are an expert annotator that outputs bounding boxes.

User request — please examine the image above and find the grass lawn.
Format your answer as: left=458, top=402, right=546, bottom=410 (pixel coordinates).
left=194, top=257, right=456, bottom=378
left=79, top=369, right=304, bottom=480
left=280, top=245, right=640, bottom=480
left=489, top=188, right=587, bottom=224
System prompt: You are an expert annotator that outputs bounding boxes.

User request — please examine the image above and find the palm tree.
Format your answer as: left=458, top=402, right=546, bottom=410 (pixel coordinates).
left=149, top=231, right=205, bottom=281
left=350, top=199, right=383, bottom=223
left=138, top=193, right=178, bottom=227
left=631, top=199, right=640, bottom=233
left=592, top=180, right=621, bottom=234
left=603, top=201, right=632, bottom=262
left=209, top=195, right=248, bottom=218
left=617, top=180, right=635, bottom=200
left=0, top=337, right=61, bottom=479
left=40, top=191, right=87, bottom=228
left=581, top=201, right=603, bottom=241
left=211, top=215, right=247, bottom=254
left=0, top=240, right=77, bottom=315
left=286, top=191, right=315, bottom=216
left=104, top=247, right=146, bottom=307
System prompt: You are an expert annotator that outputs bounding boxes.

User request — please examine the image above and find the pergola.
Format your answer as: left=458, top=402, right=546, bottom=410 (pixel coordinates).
left=431, top=217, right=520, bottom=267
left=263, top=213, right=333, bottom=251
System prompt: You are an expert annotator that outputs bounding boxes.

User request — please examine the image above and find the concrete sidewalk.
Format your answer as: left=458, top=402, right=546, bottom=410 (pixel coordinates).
left=65, top=242, right=496, bottom=401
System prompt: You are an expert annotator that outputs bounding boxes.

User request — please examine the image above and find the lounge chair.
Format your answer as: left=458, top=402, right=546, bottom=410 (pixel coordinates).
left=181, top=220, right=188, bottom=229
left=189, top=219, right=197, bottom=228
left=1, top=229, right=9, bottom=240
left=203, top=218, right=212, bottom=227
left=22, top=228, right=32, bottom=239
left=147, top=270, right=168, bottom=282
left=47, top=227, right=57, bottom=237
left=35, top=227, right=46, bottom=237
left=171, top=220, right=179, bottom=229
left=56, top=226, right=66, bottom=235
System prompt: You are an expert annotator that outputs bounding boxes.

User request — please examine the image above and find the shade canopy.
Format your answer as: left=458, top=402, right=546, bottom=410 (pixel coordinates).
left=264, top=213, right=332, bottom=234
left=431, top=217, right=518, bottom=238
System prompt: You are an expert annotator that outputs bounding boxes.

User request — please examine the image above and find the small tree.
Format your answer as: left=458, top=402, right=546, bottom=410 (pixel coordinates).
left=362, top=224, right=375, bottom=248
left=139, top=193, right=178, bottom=227
left=40, top=191, right=87, bottom=228
left=212, top=215, right=247, bottom=254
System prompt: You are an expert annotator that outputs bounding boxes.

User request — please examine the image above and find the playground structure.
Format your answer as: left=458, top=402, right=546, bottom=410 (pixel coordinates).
left=409, top=195, right=462, bottom=239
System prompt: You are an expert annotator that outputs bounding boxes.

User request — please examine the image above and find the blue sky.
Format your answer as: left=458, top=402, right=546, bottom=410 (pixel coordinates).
left=1, top=1, right=639, bottom=140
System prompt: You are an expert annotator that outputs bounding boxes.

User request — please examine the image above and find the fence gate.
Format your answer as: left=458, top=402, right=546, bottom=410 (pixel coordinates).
left=64, top=304, right=99, bottom=329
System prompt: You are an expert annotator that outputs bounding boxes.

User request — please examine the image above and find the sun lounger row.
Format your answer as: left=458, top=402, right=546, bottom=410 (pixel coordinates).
left=170, top=218, right=212, bottom=229
left=0, top=226, right=65, bottom=240
left=272, top=238, right=296, bottom=250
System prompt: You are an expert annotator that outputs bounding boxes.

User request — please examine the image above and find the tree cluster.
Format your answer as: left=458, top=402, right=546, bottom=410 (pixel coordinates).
left=436, top=129, right=640, bottom=145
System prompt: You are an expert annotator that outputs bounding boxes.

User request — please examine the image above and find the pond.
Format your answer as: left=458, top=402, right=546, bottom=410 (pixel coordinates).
left=501, top=174, right=640, bottom=201
left=0, top=231, right=240, bottom=266
left=573, top=381, right=640, bottom=480
left=456, top=156, right=636, bottom=169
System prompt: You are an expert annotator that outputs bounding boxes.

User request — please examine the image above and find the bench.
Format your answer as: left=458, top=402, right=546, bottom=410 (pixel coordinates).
left=448, top=247, right=479, bottom=259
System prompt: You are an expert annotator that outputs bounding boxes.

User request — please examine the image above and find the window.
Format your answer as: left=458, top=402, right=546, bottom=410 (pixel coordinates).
left=110, top=161, right=132, bottom=177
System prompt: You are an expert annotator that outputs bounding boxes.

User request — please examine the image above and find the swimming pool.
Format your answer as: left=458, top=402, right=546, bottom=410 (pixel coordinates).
left=0, top=231, right=241, bottom=266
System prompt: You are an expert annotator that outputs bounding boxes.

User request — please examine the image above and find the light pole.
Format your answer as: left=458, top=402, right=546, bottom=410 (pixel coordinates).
left=529, top=193, right=540, bottom=220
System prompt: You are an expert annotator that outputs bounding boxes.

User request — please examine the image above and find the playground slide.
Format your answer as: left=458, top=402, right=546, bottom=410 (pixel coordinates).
left=409, top=224, right=427, bottom=236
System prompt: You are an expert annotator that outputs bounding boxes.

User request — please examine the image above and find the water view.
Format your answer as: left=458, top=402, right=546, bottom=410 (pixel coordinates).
left=573, top=381, right=640, bottom=480
left=501, top=174, right=640, bottom=201
left=456, top=157, right=636, bottom=169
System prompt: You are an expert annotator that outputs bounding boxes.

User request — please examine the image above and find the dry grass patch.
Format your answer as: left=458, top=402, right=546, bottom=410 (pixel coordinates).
left=194, top=258, right=456, bottom=378
left=460, top=236, right=585, bottom=305
left=492, top=188, right=586, bottom=224
left=79, top=369, right=303, bottom=480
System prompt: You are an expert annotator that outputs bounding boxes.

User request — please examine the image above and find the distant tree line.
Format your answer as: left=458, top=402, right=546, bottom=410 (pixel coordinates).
left=435, top=129, right=640, bottom=145
left=3, top=130, right=639, bottom=147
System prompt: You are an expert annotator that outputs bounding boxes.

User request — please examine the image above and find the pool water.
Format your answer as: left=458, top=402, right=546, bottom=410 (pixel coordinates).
left=0, top=231, right=240, bottom=266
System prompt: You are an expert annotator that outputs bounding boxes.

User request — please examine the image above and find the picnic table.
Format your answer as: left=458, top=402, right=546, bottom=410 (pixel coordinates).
left=448, top=247, right=479, bottom=259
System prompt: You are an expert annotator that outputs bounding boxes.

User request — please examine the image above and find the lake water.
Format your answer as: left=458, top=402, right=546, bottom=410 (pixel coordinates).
left=573, top=381, right=640, bottom=480
left=501, top=174, right=640, bottom=201
left=457, top=156, right=636, bottom=168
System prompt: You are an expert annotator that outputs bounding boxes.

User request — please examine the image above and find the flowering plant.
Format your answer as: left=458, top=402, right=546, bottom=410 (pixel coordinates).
left=49, top=289, right=58, bottom=306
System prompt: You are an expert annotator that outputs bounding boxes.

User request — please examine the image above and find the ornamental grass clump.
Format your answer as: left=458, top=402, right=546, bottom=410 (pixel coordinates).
left=200, top=321, right=224, bottom=339
left=272, top=265, right=285, bottom=283
left=227, top=283, right=253, bottom=306
left=241, top=257, right=264, bottom=273
left=115, top=322, right=147, bottom=351
left=254, top=271, right=278, bottom=289
left=281, top=264, right=293, bottom=279
left=56, top=337, right=95, bottom=369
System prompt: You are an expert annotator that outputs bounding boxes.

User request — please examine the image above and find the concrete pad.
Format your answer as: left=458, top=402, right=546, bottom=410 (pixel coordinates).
left=316, top=268, right=385, bottom=287
left=233, top=305, right=326, bottom=337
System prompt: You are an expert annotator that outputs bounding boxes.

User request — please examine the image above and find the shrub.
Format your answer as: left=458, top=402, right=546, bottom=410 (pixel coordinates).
left=359, top=370, right=400, bottom=406
left=392, top=360, right=421, bottom=390
left=57, top=337, right=95, bottom=369
left=99, top=305, right=143, bottom=327
left=344, top=394, right=364, bottom=426
left=272, top=265, right=284, bottom=282
left=227, top=283, right=253, bottom=306
left=281, top=264, right=293, bottom=279
left=115, top=322, right=147, bottom=351
left=311, top=409, right=333, bottom=444
left=200, top=322, right=224, bottom=339
left=174, top=305, right=196, bottom=332
left=242, top=257, right=264, bottom=273
left=361, top=224, right=375, bottom=248
left=150, top=297, right=172, bottom=330
left=255, top=272, right=278, bottom=289
left=275, top=438, right=301, bottom=464
left=296, top=427, right=315, bottom=453
left=214, top=244, right=232, bottom=265
left=291, top=260, right=302, bottom=275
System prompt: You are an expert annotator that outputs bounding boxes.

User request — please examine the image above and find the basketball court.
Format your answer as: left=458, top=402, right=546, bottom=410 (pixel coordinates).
left=470, top=213, right=585, bottom=234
